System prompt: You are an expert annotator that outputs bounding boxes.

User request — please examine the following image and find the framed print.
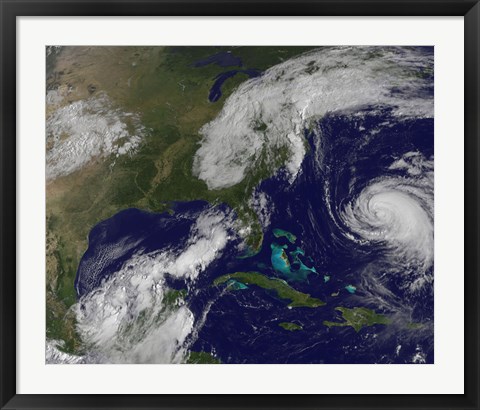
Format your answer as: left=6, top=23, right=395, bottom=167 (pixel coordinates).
left=1, top=0, right=479, bottom=409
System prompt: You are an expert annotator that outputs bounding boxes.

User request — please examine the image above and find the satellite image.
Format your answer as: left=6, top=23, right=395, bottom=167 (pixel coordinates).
left=46, top=46, right=434, bottom=364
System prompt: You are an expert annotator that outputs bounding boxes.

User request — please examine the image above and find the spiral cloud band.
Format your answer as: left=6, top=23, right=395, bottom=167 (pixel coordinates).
left=341, top=152, right=434, bottom=290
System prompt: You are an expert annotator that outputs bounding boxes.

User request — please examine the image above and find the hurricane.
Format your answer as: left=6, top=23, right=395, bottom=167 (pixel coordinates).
left=47, top=46, right=434, bottom=364
left=341, top=171, right=433, bottom=274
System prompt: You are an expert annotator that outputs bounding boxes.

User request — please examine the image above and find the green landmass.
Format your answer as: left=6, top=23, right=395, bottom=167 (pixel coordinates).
left=273, top=228, right=297, bottom=243
left=214, top=271, right=325, bottom=308
left=279, top=322, right=303, bottom=331
left=46, top=46, right=316, bottom=353
left=163, top=288, right=187, bottom=308
left=226, top=279, right=249, bottom=290
left=186, top=351, right=221, bottom=364
left=323, top=307, right=391, bottom=332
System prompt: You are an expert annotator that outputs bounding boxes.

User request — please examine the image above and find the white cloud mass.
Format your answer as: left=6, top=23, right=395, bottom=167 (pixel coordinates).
left=341, top=152, right=434, bottom=291
left=48, top=208, right=234, bottom=364
left=46, top=93, right=145, bottom=180
left=193, top=47, right=433, bottom=190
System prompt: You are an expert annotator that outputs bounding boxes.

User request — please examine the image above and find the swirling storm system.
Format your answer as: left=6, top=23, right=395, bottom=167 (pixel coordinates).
left=46, top=46, right=434, bottom=364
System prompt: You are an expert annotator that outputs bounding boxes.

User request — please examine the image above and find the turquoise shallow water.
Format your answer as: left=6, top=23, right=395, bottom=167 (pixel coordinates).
left=76, top=100, right=434, bottom=363
left=273, top=228, right=297, bottom=244
left=345, top=285, right=357, bottom=294
left=227, top=279, right=249, bottom=290
left=270, top=236, right=317, bottom=282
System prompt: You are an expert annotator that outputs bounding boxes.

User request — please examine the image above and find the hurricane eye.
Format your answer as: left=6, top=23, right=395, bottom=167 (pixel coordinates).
left=341, top=175, right=433, bottom=271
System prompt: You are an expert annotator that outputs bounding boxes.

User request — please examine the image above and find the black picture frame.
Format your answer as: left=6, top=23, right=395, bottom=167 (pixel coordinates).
left=1, top=1, right=478, bottom=409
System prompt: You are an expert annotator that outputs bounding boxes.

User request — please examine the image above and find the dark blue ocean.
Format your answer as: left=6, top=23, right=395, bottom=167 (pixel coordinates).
left=75, top=104, right=434, bottom=364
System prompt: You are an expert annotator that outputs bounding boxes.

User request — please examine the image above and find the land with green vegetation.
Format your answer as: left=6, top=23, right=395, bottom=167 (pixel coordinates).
left=273, top=228, right=297, bottom=244
left=163, top=288, right=187, bottom=308
left=185, top=351, right=221, bottom=364
left=226, top=279, right=249, bottom=290
left=46, top=46, right=317, bottom=353
left=324, top=307, right=391, bottom=332
left=214, top=271, right=325, bottom=308
left=279, top=322, right=303, bottom=331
